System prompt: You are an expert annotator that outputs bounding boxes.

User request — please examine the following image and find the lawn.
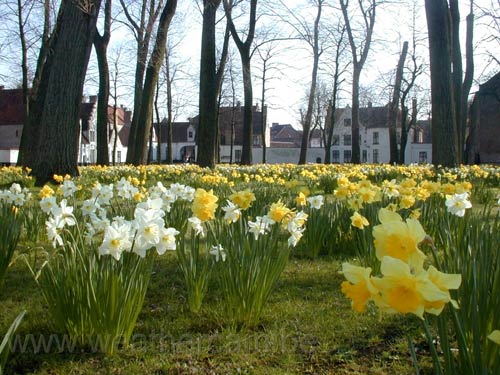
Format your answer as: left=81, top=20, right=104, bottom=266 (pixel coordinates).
left=0, top=163, right=499, bottom=375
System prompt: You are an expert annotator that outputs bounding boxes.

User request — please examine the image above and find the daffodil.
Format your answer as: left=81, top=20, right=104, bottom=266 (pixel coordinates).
left=372, top=208, right=427, bottom=271
left=268, top=201, right=292, bottom=223
left=371, top=257, right=449, bottom=319
left=341, top=263, right=378, bottom=312
left=191, top=188, right=218, bottom=222
left=445, top=192, right=472, bottom=217
left=229, top=190, right=256, bottom=210
left=350, top=211, right=369, bottom=229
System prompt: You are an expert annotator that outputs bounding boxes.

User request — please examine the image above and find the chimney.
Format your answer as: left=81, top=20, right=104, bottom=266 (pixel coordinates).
left=89, top=95, right=98, bottom=103
left=236, top=101, right=241, bottom=108
left=368, top=101, right=372, bottom=108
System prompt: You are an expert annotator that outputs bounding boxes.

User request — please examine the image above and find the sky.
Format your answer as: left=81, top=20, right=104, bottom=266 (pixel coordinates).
left=0, top=0, right=498, bottom=128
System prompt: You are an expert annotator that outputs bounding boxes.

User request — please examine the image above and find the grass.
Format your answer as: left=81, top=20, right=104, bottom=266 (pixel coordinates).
left=1, top=252, right=433, bottom=374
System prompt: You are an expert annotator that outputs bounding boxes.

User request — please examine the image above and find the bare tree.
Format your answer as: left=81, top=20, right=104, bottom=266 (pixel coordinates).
left=223, top=0, right=258, bottom=165
left=93, top=0, right=112, bottom=166
left=425, top=0, right=474, bottom=166
left=339, top=0, right=376, bottom=164
left=15, top=0, right=53, bottom=167
left=119, top=0, right=165, bottom=164
left=387, top=41, right=407, bottom=164
left=19, top=0, right=103, bottom=184
left=197, top=0, right=230, bottom=168
left=130, top=0, right=178, bottom=165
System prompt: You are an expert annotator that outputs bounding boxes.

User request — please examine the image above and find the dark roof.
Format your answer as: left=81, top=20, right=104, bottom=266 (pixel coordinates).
left=189, top=105, right=264, bottom=145
left=154, top=121, right=192, bottom=143
left=326, top=105, right=402, bottom=129
left=0, top=88, right=24, bottom=126
left=118, top=124, right=131, bottom=146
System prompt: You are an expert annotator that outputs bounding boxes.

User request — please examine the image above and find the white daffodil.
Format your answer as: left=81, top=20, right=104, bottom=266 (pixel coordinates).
left=248, top=216, right=273, bottom=240
left=222, top=200, right=241, bottom=223
left=287, top=228, right=304, bottom=248
left=9, top=183, right=22, bottom=194
left=307, top=195, right=324, bottom=210
left=188, top=216, right=205, bottom=237
left=445, top=192, right=472, bottom=217
left=61, top=180, right=78, bottom=197
left=117, top=177, right=137, bottom=199
left=99, top=221, right=133, bottom=260
left=81, top=198, right=98, bottom=217
left=181, top=186, right=196, bottom=202
left=137, top=197, right=164, bottom=211
left=97, top=184, right=114, bottom=206
left=156, top=227, right=179, bottom=255
left=46, top=216, right=64, bottom=248
left=132, top=207, right=165, bottom=256
left=40, top=196, right=57, bottom=214
left=169, top=183, right=186, bottom=199
left=51, top=199, right=76, bottom=227
left=209, top=244, right=226, bottom=262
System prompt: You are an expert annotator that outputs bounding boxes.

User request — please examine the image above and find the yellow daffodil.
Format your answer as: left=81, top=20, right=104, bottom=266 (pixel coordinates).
left=229, top=190, right=256, bottom=210
left=268, top=200, right=292, bottom=223
left=191, top=188, right=218, bottom=222
left=295, top=192, right=307, bottom=206
left=341, top=263, right=378, bottom=312
left=53, top=174, right=64, bottom=183
left=39, top=185, right=55, bottom=199
left=371, top=257, right=449, bottom=319
left=351, top=211, right=369, bottom=229
left=372, top=208, right=427, bottom=271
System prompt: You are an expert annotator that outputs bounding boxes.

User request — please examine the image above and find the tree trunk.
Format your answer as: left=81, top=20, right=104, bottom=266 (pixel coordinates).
left=123, top=0, right=160, bottom=164
left=240, top=56, right=253, bottom=165
left=165, top=48, right=173, bottom=164
left=17, top=0, right=51, bottom=167
left=388, top=41, right=408, bottom=164
left=261, top=59, right=267, bottom=164
left=224, top=0, right=257, bottom=166
left=155, top=79, right=162, bottom=163
left=461, top=4, right=474, bottom=163
left=131, top=0, right=178, bottom=165
left=351, top=68, right=361, bottom=163
left=298, top=0, right=322, bottom=165
left=197, top=0, right=221, bottom=168
left=340, top=0, right=376, bottom=165
left=27, top=0, right=102, bottom=184
left=94, top=0, right=112, bottom=166
left=425, top=0, right=458, bottom=167
left=449, top=0, right=463, bottom=163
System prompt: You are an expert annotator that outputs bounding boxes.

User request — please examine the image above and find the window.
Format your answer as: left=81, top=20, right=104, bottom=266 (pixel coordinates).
left=343, top=134, right=352, bottom=146
left=253, top=135, right=261, bottom=146
left=373, top=149, right=379, bottom=163
left=332, top=135, right=339, bottom=145
left=343, top=150, right=352, bottom=163
left=235, top=149, right=242, bottom=162
left=117, top=151, right=121, bottom=163
left=373, top=131, right=379, bottom=145
left=188, top=130, right=194, bottom=139
left=344, top=118, right=351, bottom=127
left=362, top=150, right=368, bottom=163
left=332, top=150, right=340, bottom=163
left=419, top=151, right=427, bottom=163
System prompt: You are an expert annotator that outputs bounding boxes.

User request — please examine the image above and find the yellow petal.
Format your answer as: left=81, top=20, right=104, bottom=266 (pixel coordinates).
left=379, top=208, right=403, bottom=223
left=488, top=330, right=500, bottom=345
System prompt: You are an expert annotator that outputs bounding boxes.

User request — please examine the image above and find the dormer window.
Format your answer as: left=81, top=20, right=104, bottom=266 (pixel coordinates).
left=188, top=131, right=193, bottom=139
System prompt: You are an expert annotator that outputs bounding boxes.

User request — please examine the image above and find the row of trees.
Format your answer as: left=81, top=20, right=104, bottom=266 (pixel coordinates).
left=1, top=0, right=497, bottom=184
